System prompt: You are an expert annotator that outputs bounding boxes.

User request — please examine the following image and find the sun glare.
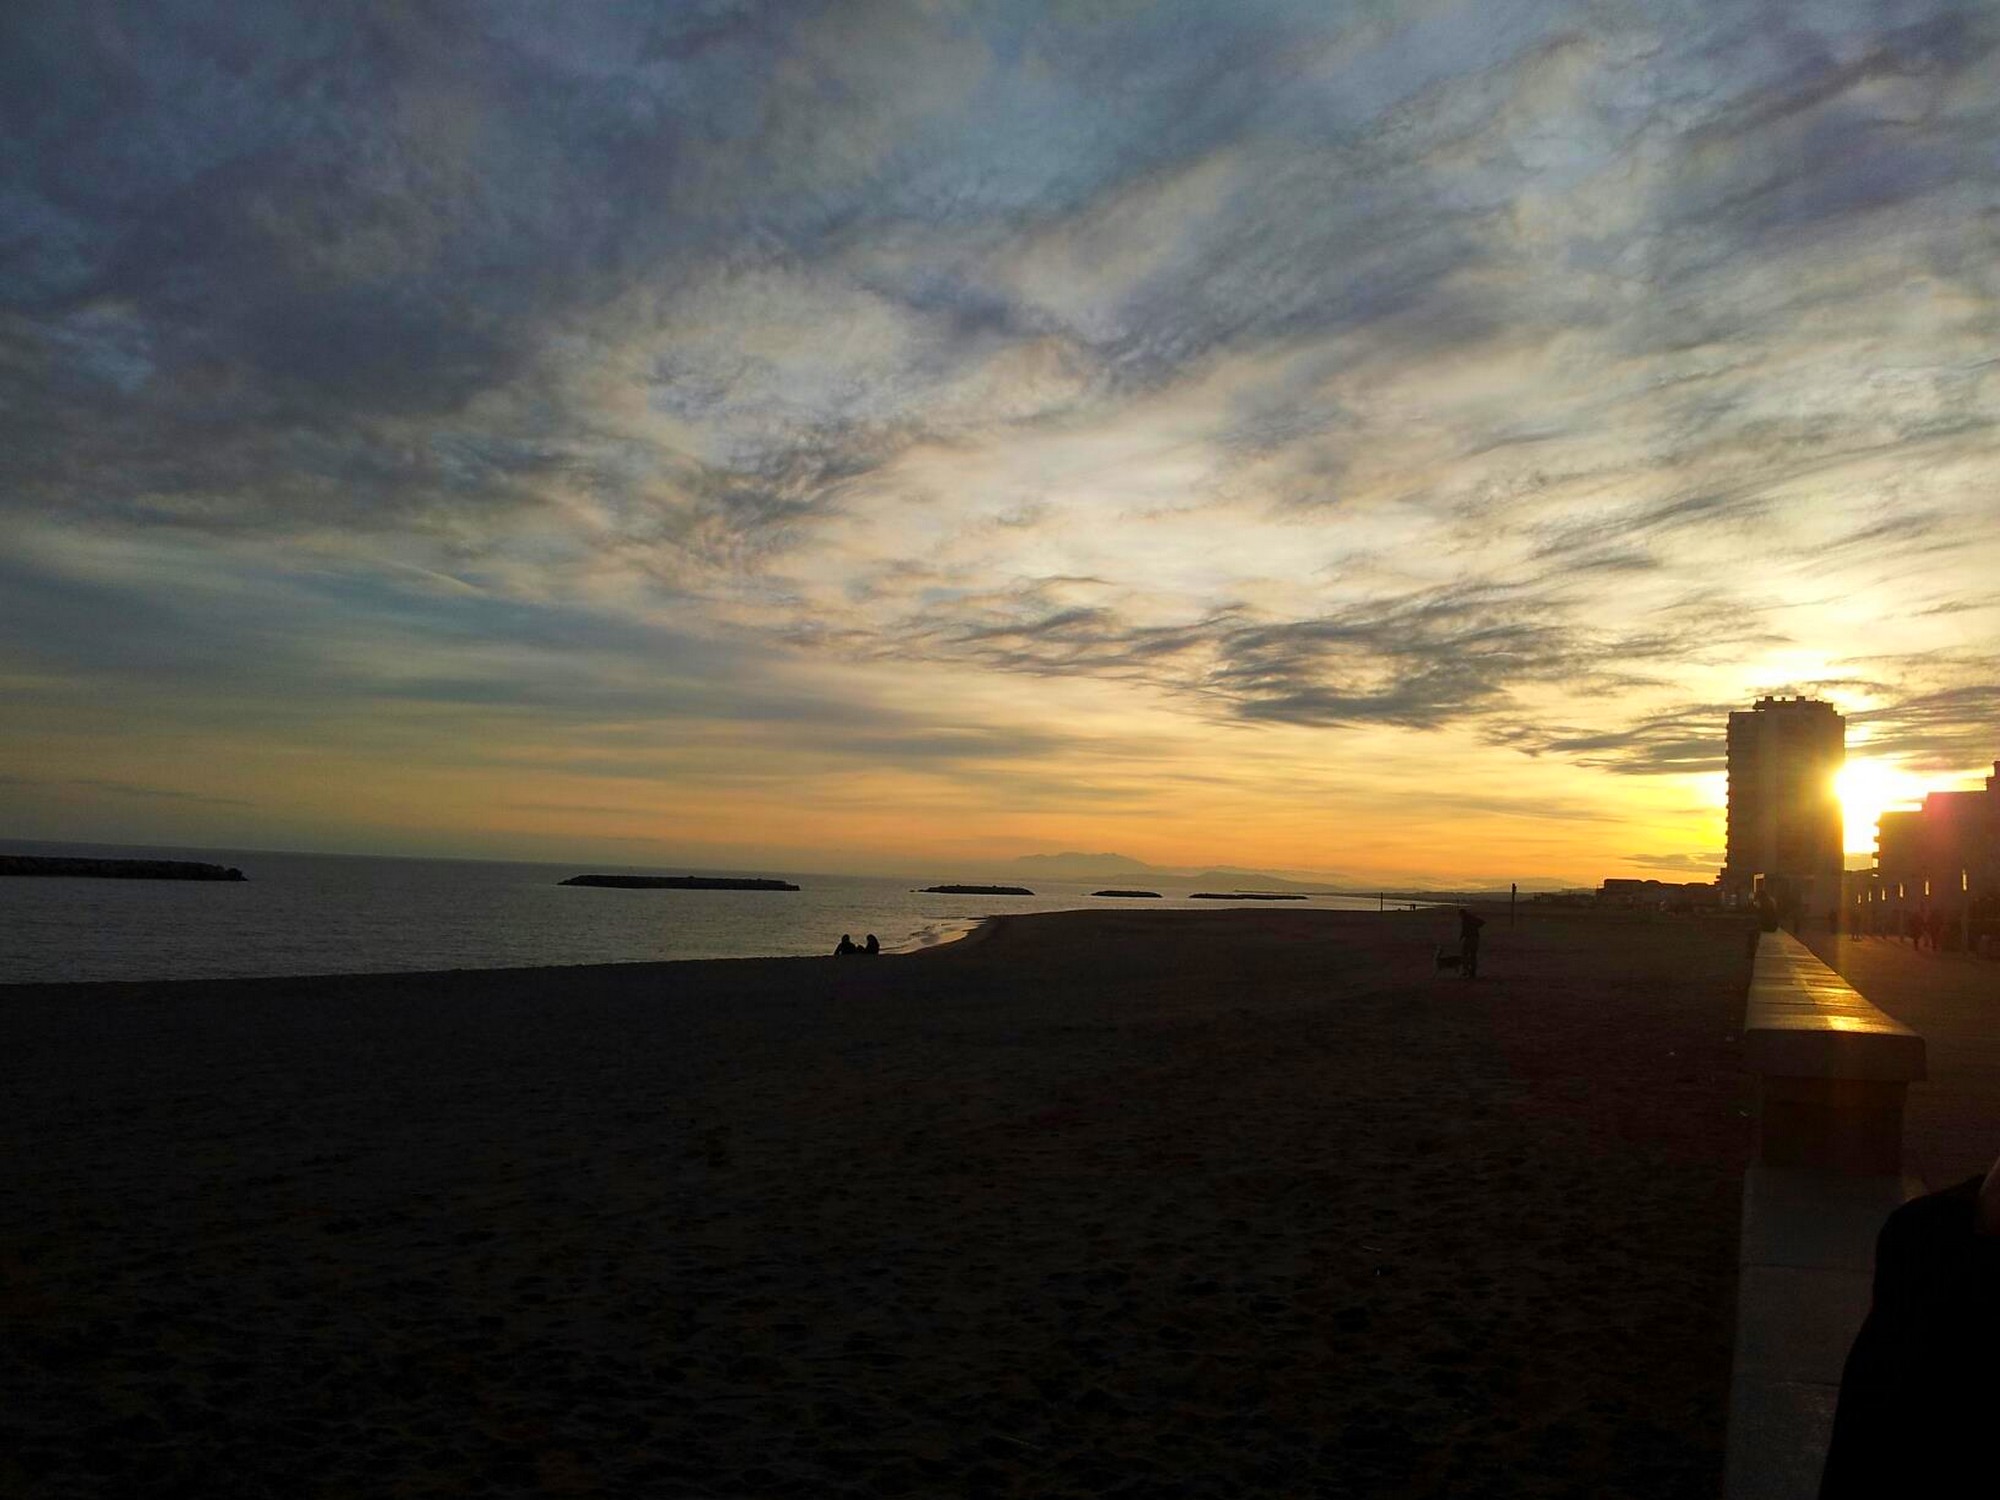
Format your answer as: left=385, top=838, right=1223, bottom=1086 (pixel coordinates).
left=1836, top=759, right=1930, bottom=856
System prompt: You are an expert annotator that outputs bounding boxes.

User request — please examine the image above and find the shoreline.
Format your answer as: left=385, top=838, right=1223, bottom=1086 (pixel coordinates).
left=0, top=919, right=996, bottom=993
left=0, top=899, right=1434, bottom=991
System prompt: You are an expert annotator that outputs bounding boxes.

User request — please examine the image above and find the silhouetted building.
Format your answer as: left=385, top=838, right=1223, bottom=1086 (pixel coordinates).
left=1866, top=760, right=2000, bottom=941
left=1596, top=878, right=1721, bottom=910
left=1721, top=696, right=1844, bottom=920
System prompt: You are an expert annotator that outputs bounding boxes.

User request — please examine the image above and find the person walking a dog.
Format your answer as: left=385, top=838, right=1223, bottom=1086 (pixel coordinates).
left=1458, top=907, right=1485, bottom=979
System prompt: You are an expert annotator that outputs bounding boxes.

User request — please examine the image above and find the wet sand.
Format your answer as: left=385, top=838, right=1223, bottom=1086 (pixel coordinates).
left=1, top=907, right=1754, bottom=1497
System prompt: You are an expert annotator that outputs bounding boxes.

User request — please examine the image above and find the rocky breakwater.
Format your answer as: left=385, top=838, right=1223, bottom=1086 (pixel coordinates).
left=0, top=855, right=246, bottom=881
left=559, top=875, right=801, bottom=890
left=920, top=884, right=1034, bottom=895
left=1091, top=889, right=1162, bottom=898
left=1189, top=891, right=1307, bottom=900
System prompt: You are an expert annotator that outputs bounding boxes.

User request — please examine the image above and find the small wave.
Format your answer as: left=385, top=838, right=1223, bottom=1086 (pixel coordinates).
left=887, top=917, right=982, bottom=953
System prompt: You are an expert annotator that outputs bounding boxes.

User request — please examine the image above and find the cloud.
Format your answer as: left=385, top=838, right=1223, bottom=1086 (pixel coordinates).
left=1208, top=588, right=1583, bottom=729
left=878, top=573, right=1765, bottom=738
left=1527, top=490, right=1773, bottom=564
left=64, top=778, right=252, bottom=807
left=1621, top=850, right=1725, bottom=875
left=1848, top=679, right=2000, bottom=769
left=0, top=776, right=254, bottom=808
left=1494, top=667, right=2000, bottom=781
left=1486, top=702, right=1744, bottom=775
left=3, top=0, right=1998, bottom=864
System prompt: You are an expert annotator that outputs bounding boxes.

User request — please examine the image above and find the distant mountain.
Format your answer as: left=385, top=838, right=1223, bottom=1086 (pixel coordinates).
left=998, top=853, right=1605, bottom=895
left=1007, top=853, right=1350, bottom=889
left=1008, top=852, right=1156, bottom=878
left=1181, top=869, right=1327, bottom=892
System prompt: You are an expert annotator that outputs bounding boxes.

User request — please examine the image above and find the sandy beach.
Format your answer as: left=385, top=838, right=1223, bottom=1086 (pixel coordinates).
left=1, top=907, right=1754, bottom=1497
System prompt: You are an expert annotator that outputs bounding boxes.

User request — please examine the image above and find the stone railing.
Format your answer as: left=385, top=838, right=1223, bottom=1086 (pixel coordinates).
left=1724, top=930, right=1926, bottom=1500
left=1739, top=930, right=1926, bottom=1175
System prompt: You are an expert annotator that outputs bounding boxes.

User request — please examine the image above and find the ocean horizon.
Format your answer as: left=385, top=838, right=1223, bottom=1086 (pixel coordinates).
left=0, top=839, right=1436, bottom=985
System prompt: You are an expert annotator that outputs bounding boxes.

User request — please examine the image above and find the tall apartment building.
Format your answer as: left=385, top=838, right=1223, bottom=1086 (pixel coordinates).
left=1721, top=696, right=1845, bottom=915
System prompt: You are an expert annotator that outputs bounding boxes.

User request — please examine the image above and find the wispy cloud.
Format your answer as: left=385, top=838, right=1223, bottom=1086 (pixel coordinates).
left=1621, top=851, right=1725, bottom=876
left=57, top=778, right=251, bottom=808
left=1849, top=678, right=2000, bottom=769
left=1486, top=702, right=1746, bottom=776
left=3, top=1, right=1997, bottom=871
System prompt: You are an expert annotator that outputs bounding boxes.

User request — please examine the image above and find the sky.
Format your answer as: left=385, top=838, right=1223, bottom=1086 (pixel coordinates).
left=3, top=0, right=1998, bottom=885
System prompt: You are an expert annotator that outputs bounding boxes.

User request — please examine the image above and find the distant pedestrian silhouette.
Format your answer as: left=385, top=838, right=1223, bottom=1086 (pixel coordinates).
left=834, top=933, right=857, bottom=956
left=863, top=934, right=880, bottom=955
left=1458, top=908, right=1485, bottom=979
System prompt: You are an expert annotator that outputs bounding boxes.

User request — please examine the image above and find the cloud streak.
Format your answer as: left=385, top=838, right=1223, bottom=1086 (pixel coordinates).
left=3, top=0, right=1997, bottom=872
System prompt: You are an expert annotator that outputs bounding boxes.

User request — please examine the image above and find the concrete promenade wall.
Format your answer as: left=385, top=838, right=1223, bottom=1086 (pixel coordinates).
left=1798, top=931, right=2000, bottom=1189
left=1723, top=932, right=1925, bottom=1500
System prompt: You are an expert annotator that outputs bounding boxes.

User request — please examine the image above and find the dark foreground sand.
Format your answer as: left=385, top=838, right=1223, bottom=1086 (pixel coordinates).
left=1, top=908, right=1754, bottom=1498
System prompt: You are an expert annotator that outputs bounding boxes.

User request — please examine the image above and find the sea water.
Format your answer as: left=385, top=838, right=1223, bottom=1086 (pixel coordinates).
left=0, top=840, right=1425, bottom=984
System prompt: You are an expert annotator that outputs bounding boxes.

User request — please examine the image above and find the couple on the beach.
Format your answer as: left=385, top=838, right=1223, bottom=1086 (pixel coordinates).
left=834, top=933, right=879, bottom=956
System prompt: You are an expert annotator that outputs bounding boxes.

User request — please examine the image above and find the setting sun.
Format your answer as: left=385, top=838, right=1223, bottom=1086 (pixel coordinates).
left=1836, top=759, right=1932, bottom=857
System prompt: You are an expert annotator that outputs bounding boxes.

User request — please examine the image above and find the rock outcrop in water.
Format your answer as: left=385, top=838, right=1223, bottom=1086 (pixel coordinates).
left=0, top=856, right=246, bottom=881
left=921, top=884, right=1034, bottom=896
left=1091, top=889, right=1162, bottom=898
left=1189, top=891, right=1307, bottom=901
left=560, top=875, right=801, bottom=891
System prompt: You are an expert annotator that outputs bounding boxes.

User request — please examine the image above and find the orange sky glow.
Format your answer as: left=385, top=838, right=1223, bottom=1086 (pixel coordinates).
left=5, top=4, right=1998, bottom=887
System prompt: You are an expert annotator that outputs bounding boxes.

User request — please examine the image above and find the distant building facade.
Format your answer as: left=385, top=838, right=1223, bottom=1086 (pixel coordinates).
left=1721, top=696, right=1845, bottom=918
left=1860, top=760, right=2000, bottom=942
left=1597, top=878, right=1722, bottom=911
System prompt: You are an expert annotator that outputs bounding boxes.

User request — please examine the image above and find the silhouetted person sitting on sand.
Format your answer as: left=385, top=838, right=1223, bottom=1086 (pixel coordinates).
left=863, top=934, right=880, bottom=955
left=1820, top=1154, right=2000, bottom=1497
left=1458, top=908, right=1485, bottom=979
left=834, top=933, right=857, bottom=956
